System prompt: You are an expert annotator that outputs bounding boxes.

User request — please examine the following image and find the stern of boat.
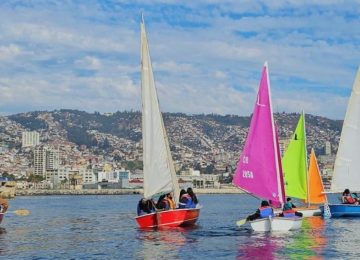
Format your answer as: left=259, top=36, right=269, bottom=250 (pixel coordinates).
left=135, top=208, right=200, bottom=228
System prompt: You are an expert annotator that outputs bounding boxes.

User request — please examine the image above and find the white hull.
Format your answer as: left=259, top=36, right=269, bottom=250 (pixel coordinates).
left=297, top=208, right=321, bottom=217
left=250, top=217, right=303, bottom=232
left=274, top=207, right=321, bottom=218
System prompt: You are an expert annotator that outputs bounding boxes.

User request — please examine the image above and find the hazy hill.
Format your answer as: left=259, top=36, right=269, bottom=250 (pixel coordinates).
left=6, top=109, right=342, bottom=157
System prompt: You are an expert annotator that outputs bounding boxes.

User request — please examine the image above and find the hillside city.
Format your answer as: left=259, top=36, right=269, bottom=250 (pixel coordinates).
left=0, top=110, right=342, bottom=193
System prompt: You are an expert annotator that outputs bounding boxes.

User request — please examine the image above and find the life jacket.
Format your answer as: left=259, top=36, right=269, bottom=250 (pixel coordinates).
left=180, top=194, right=195, bottom=208
left=164, top=197, right=175, bottom=209
left=0, top=198, right=8, bottom=213
left=344, top=195, right=356, bottom=204
left=259, top=206, right=274, bottom=218
left=282, top=209, right=296, bottom=217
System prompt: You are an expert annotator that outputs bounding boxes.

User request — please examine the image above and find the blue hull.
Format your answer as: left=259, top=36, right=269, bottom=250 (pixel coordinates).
left=320, top=204, right=360, bottom=217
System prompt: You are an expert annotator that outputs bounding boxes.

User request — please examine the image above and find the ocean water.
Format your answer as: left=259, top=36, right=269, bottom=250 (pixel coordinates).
left=0, top=194, right=359, bottom=259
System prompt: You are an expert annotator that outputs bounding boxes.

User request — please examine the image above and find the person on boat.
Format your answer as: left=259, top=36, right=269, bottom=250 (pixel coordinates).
left=342, top=189, right=360, bottom=204
left=246, top=200, right=274, bottom=221
left=0, top=197, right=9, bottom=213
left=187, top=187, right=198, bottom=205
left=157, top=193, right=176, bottom=210
left=280, top=197, right=303, bottom=217
left=178, top=189, right=195, bottom=209
left=137, top=198, right=155, bottom=216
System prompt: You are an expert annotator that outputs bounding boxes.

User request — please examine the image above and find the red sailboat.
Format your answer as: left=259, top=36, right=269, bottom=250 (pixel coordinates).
left=135, top=16, right=200, bottom=228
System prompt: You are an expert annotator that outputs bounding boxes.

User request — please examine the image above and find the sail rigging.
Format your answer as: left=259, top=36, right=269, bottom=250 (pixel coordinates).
left=306, top=149, right=326, bottom=204
left=141, top=18, right=180, bottom=204
left=331, top=67, right=360, bottom=192
left=282, top=112, right=308, bottom=200
left=233, top=62, right=285, bottom=206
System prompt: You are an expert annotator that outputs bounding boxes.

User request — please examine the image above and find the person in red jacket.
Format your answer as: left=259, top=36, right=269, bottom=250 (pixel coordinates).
left=342, top=189, right=359, bottom=204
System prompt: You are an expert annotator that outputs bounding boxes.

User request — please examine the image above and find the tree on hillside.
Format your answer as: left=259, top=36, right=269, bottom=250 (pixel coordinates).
left=28, top=174, right=45, bottom=183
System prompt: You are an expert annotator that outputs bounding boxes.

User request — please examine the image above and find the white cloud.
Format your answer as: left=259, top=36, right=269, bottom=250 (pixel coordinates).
left=75, top=56, right=102, bottom=70
left=0, top=1, right=358, bottom=119
left=153, top=61, right=196, bottom=73
left=214, top=70, right=227, bottom=79
left=0, top=44, right=22, bottom=60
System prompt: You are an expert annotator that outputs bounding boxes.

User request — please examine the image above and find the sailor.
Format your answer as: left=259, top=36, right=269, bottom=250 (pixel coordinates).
left=246, top=200, right=274, bottom=221
left=187, top=187, right=198, bottom=205
left=0, top=197, right=9, bottom=213
left=179, top=189, right=195, bottom=209
left=137, top=198, right=155, bottom=216
left=342, top=189, right=359, bottom=204
left=157, top=193, right=175, bottom=210
left=281, top=197, right=303, bottom=217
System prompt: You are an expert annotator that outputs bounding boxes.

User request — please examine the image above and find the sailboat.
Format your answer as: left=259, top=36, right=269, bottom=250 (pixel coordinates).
left=135, top=17, right=200, bottom=228
left=233, top=62, right=302, bottom=232
left=282, top=112, right=326, bottom=217
left=320, top=66, right=360, bottom=217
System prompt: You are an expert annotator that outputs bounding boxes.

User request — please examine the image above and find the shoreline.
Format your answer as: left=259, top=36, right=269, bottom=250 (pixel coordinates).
left=14, top=188, right=244, bottom=196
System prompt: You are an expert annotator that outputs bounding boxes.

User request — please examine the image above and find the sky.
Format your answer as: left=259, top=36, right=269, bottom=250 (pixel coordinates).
left=0, top=0, right=359, bottom=119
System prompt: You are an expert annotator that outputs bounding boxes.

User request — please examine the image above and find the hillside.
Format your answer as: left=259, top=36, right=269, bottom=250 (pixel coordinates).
left=5, top=109, right=342, bottom=159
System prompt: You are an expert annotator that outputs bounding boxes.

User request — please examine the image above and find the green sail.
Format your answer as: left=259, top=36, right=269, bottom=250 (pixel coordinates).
left=282, top=113, right=307, bottom=199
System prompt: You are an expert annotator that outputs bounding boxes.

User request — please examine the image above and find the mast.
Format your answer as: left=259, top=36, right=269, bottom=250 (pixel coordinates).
left=266, top=61, right=285, bottom=206
left=303, top=111, right=310, bottom=207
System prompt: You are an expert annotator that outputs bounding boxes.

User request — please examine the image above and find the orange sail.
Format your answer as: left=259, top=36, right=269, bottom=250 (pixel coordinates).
left=306, top=148, right=326, bottom=204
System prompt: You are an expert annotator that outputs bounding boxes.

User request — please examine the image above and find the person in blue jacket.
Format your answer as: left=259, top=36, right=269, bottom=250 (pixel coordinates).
left=187, top=187, right=198, bottom=205
left=178, top=189, right=195, bottom=208
left=280, top=197, right=303, bottom=217
left=246, top=200, right=274, bottom=221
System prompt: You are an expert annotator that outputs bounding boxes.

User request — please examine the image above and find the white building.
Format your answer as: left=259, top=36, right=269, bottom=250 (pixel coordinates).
left=97, top=169, right=131, bottom=183
left=34, top=146, right=46, bottom=176
left=22, top=131, right=40, bottom=148
left=46, top=149, right=59, bottom=170
left=81, top=168, right=96, bottom=184
left=34, top=146, right=60, bottom=178
left=325, top=141, right=331, bottom=155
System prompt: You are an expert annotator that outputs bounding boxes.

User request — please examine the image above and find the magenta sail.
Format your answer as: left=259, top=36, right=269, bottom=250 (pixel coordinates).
left=233, top=63, right=284, bottom=206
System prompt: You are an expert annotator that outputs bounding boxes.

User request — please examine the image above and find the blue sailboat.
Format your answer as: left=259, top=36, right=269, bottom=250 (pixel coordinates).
left=320, top=66, right=360, bottom=217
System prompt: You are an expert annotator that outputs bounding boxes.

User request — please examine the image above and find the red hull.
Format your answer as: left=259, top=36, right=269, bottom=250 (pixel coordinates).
left=0, top=213, right=3, bottom=225
left=135, top=208, right=200, bottom=228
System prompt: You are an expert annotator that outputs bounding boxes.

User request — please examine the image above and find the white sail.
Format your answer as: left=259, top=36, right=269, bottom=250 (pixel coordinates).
left=141, top=18, right=180, bottom=204
left=331, top=66, right=360, bottom=192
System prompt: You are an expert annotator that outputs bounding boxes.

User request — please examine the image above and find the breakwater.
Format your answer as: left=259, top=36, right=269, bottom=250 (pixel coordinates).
left=15, top=189, right=142, bottom=196
left=15, top=187, right=244, bottom=196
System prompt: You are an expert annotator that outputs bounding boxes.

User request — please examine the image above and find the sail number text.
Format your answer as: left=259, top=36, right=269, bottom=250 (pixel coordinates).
left=242, top=170, right=253, bottom=178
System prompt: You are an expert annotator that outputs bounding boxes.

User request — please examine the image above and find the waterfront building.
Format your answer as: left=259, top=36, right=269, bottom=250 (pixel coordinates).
left=97, top=169, right=130, bottom=183
left=178, top=169, right=220, bottom=188
left=118, top=169, right=131, bottom=180
left=81, top=169, right=96, bottom=184
left=22, top=131, right=40, bottom=148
